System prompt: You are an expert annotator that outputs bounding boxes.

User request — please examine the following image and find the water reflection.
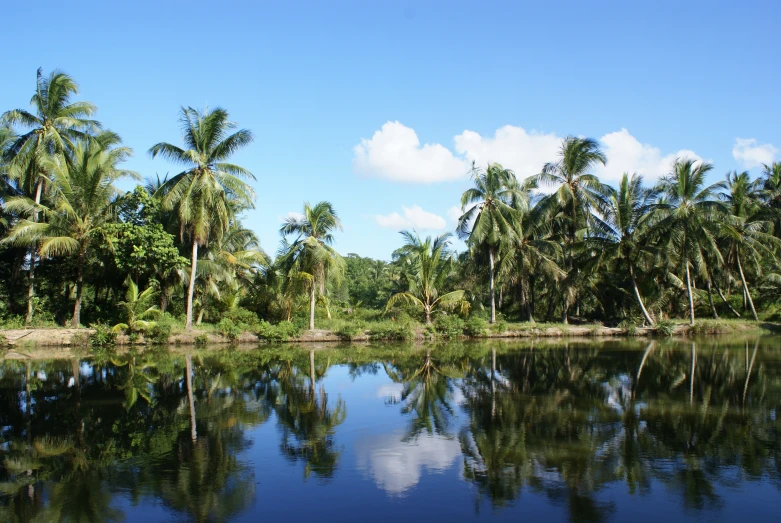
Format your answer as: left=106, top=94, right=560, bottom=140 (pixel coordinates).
left=0, top=338, right=779, bottom=522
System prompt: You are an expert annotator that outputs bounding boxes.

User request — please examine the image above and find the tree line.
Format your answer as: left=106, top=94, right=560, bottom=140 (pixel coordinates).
left=2, top=68, right=781, bottom=333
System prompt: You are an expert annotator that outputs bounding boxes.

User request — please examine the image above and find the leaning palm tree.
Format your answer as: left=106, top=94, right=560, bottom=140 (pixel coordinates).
left=280, top=201, right=344, bottom=330
left=718, top=170, right=779, bottom=321
left=386, top=231, right=466, bottom=324
left=2, top=68, right=100, bottom=323
left=591, top=173, right=659, bottom=325
left=653, top=159, right=725, bottom=325
left=149, top=106, right=255, bottom=329
left=531, top=137, right=609, bottom=323
left=457, top=163, right=524, bottom=323
left=2, top=132, right=137, bottom=326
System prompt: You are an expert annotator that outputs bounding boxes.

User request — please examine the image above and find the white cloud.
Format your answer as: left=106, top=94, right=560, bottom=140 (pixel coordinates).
left=279, top=211, right=304, bottom=223
left=454, top=125, right=561, bottom=179
left=354, top=430, right=462, bottom=495
left=597, top=128, right=702, bottom=183
left=447, top=206, right=462, bottom=224
left=375, top=205, right=446, bottom=230
left=354, top=122, right=706, bottom=188
left=353, top=121, right=468, bottom=183
left=732, top=137, right=778, bottom=169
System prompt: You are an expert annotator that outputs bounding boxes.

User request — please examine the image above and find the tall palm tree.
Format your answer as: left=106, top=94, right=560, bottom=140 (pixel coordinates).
left=149, top=107, right=255, bottom=329
left=280, top=201, right=344, bottom=330
left=2, top=132, right=137, bottom=326
left=760, top=162, right=781, bottom=237
left=532, top=137, right=609, bottom=323
left=386, top=231, right=466, bottom=324
left=2, top=68, right=100, bottom=323
left=719, top=170, right=778, bottom=321
left=654, top=159, right=725, bottom=325
left=457, top=163, right=524, bottom=323
left=591, top=173, right=658, bottom=325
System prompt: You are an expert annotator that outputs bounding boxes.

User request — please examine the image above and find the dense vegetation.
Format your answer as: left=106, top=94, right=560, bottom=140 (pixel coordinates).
left=2, top=68, right=781, bottom=336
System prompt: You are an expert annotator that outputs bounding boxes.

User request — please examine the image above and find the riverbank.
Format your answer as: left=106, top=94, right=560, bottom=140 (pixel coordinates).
left=1, top=319, right=778, bottom=349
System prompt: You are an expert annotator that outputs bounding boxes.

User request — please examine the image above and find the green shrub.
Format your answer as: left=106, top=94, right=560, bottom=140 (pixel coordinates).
left=195, top=333, right=209, bottom=347
left=223, top=307, right=259, bottom=329
left=0, top=315, right=25, bottom=329
left=334, top=321, right=366, bottom=340
left=655, top=319, right=675, bottom=337
left=368, top=322, right=414, bottom=341
left=257, top=320, right=302, bottom=342
left=147, top=313, right=174, bottom=344
left=464, top=317, right=488, bottom=337
left=490, top=319, right=508, bottom=334
left=433, top=315, right=465, bottom=338
left=89, top=322, right=117, bottom=352
left=218, top=318, right=242, bottom=342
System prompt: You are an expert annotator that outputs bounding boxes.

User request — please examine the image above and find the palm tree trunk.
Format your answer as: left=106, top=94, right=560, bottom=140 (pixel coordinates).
left=71, top=249, right=85, bottom=328
left=685, top=262, right=695, bottom=326
left=736, top=251, right=758, bottom=321
left=634, top=341, right=655, bottom=399
left=689, top=342, right=696, bottom=405
left=196, top=308, right=204, bottom=325
left=523, top=279, right=535, bottom=323
left=309, top=349, right=316, bottom=399
left=629, top=262, right=654, bottom=326
left=706, top=278, right=719, bottom=319
left=714, top=281, right=741, bottom=318
left=309, top=276, right=316, bottom=330
left=743, top=339, right=758, bottom=405
left=425, top=305, right=432, bottom=325
left=186, top=242, right=198, bottom=330
left=488, top=247, right=496, bottom=324
left=26, top=181, right=43, bottom=325
left=186, top=354, right=197, bottom=442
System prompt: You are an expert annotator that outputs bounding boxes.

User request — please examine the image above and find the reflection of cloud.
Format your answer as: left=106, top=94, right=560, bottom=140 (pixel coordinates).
left=376, top=382, right=404, bottom=401
left=355, top=430, right=461, bottom=495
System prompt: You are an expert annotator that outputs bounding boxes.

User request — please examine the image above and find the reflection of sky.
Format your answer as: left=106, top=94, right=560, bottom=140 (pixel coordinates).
left=354, top=430, right=461, bottom=495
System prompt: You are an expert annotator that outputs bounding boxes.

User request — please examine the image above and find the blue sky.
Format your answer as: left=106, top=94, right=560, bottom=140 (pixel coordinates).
left=2, top=1, right=780, bottom=260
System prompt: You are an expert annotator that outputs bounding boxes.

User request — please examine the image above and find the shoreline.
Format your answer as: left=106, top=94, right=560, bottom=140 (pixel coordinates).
left=1, top=320, right=777, bottom=351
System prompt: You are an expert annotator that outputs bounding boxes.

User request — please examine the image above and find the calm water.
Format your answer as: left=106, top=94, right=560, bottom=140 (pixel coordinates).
left=1, top=338, right=780, bottom=522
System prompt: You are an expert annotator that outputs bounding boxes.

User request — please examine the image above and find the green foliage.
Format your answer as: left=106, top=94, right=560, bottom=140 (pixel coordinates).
left=102, top=221, right=186, bottom=280
left=491, top=319, right=508, bottom=334
left=147, top=313, right=175, bottom=344
left=217, top=318, right=242, bottom=342
left=194, top=333, right=209, bottom=346
left=464, top=317, right=488, bottom=337
left=433, top=315, right=466, bottom=338
left=223, top=307, right=260, bottom=329
left=257, top=320, right=302, bottom=342
left=334, top=321, right=366, bottom=340
left=89, top=322, right=117, bottom=351
left=655, top=319, right=676, bottom=337
left=367, top=321, right=414, bottom=341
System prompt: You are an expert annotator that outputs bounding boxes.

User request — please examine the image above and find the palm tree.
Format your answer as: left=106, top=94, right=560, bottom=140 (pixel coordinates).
left=532, top=137, right=609, bottom=322
left=2, top=132, right=137, bottom=326
left=280, top=201, right=344, bottom=330
left=760, top=162, right=781, bottom=237
left=149, top=106, right=255, bottom=329
left=2, top=68, right=100, bottom=323
left=112, top=279, right=160, bottom=334
left=386, top=231, right=466, bottom=324
left=654, top=159, right=725, bottom=325
left=457, top=163, right=524, bottom=323
left=719, top=170, right=779, bottom=321
left=591, top=173, right=658, bottom=325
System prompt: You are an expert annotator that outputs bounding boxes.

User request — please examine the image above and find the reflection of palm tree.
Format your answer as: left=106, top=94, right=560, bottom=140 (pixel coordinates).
left=273, top=350, right=346, bottom=479
left=383, top=348, right=465, bottom=440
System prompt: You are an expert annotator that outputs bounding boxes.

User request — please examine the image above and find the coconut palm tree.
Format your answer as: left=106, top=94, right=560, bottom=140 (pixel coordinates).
left=760, top=162, right=781, bottom=237
left=654, top=159, right=725, bottom=325
left=2, top=132, right=137, bottom=326
left=718, top=170, right=779, bottom=321
left=149, top=106, right=255, bottom=329
left=532, top=137, right=609, bottom=323
left=112, top=279, right=160, bottom=334
left=386, top=231, right=466, bottom=324
left=280, top=201, right=344, bottom=330
left=457, top=163, right=524, bottom=323
left=591, top=173, right=659, bottom=325
left=2, top=68, right=100, bottom=323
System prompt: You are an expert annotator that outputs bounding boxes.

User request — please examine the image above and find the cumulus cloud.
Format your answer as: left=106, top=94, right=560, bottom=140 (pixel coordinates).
left=375, top=205, right=446, bottom=230
left=732, top=137, right=778, bottom=169
left=353, top=121, right=468, bottom=183
left=354, top=122, right=705, bottom=187
left=597, top=128, right=702, bottom=183
left=454, top=125, right=561, bottom=179
left=354, top=430, right=462, bottom=495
